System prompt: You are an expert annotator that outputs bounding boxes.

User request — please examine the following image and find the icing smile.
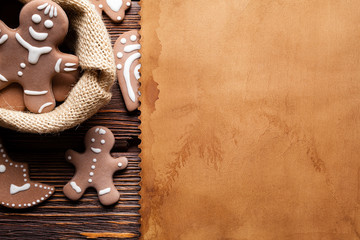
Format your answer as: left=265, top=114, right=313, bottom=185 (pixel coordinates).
left=91, top=147, right=102, bottom=154
left=29, top=27, right=48, bottom=41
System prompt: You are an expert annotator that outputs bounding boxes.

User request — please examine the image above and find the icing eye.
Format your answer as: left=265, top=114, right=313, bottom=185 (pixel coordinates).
left=44, top=20, right=53, bottom=29
left=32, top=14, right=41, bottom=24
left=101, top=140, right=105, bottom=145
left=91, top=138, right=95, bottom=143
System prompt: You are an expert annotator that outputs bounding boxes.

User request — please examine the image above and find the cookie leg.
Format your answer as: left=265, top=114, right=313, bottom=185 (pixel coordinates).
left=52, top=71, right=78, bottom=102
left=23, top=88, right=55, bottom=114
left=96, top=182, right=120, bottom=206
left=63, top=176, right=87, bottom=201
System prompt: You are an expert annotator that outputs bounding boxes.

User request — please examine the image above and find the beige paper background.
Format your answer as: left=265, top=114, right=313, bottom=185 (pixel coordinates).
left=140, top=0, right=360, bottom=239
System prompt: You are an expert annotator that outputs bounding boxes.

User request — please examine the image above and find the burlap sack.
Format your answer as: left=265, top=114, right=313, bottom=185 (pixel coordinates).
left=0, top=0, right=116, bottom=134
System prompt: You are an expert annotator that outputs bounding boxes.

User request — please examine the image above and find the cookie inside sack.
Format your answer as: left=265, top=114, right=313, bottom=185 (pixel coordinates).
left=0, top=0, right=80, bottom=114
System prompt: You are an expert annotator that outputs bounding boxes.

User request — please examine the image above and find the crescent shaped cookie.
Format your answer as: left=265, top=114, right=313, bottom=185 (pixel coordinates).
left=114, top=31, right=141, bottom=112
left=0, top=140, right=54, bottom=209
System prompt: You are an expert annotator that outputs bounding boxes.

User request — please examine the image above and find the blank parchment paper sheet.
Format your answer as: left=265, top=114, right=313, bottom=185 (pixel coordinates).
left=139, top=0, right=360, bottom=239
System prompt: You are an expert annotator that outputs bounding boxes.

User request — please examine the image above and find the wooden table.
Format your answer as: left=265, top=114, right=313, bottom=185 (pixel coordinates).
left=0, top=1, right=141, bottom=239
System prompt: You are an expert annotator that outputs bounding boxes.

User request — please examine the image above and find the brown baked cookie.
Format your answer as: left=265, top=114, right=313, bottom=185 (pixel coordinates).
left=89, top=0, right=131, bottom=23
left=0, top=0, right=79, bottom=114
left=0, top=139, right=54, bottom=209
left=114, top=31, right=141, bottom=112
left=0, top=84, right=25, bottom=111
left=52, top=70, right=79, bottom=102
left=63, top=126, right=128, bottom=206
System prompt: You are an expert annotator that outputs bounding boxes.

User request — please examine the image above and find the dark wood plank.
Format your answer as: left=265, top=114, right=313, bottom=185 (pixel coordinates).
left=0, top=1, right=141, bottom=239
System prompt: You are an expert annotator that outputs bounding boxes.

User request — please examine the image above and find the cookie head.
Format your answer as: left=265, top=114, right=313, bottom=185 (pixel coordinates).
left=18, top=0, right=69, bottom=45
left=85, top=127, right=115, bottom=154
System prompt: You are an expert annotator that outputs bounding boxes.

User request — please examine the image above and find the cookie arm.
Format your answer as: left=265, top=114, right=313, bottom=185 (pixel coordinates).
left=112, top=156, right=128, bottom=172
left=65, top=149, right=82, bottom=168
left=0, top=21, right=11, bottom=45
left=54, top=54, right=79, bottom=74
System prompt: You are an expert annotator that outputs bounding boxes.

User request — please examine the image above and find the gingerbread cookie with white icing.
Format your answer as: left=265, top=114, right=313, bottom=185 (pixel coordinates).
left=0, top=0, right=79, bottom=114
left=90, top=0, right=131, bottom=23
left=114, top=31, right=141, bottom=112
left=63, top=126, right=128, bottom=206
left=0, top=140, right=54, bottom=209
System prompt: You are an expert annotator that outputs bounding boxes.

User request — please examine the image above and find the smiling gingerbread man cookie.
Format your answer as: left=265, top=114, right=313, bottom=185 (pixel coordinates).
left=63, top=126, right=128, bottom=206
left=89, top=0, right=131, bottom=23
left=0, top=0, right=79, bottom=114
left=0, top=139, right=54, bottom=209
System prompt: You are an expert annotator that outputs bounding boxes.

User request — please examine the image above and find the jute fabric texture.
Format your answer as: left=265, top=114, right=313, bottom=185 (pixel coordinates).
left=0, top=0, right=116, bottom=133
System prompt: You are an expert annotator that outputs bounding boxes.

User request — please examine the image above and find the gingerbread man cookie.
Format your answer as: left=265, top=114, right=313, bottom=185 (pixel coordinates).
left=114, top=31, right=141, bottom=112
left=0, top=139, right=54, bottom=209
left=63, top=126, right=128, bottom=206
left=0, top=0, right=79, bottom=114
left=89, top=0, right=131, bottom=23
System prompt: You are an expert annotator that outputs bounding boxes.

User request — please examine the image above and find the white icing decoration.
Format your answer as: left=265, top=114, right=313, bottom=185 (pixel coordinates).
left=123, top=52, right=141, bottom=102
left=18, top=71, right=23, bottom=77
left=64, top=68, right=77, bottom=72
left=68, top=156, right=72, bottom=160
left=90, top=172, right=94, bottom=176
left=70, top=181, right=81, bottom=193
left=44, top=20, right=54, bottom=29
left=120, top=38, right=126, bottom=44
left=45, top=5, right=51, bottom=15
left=54, top=7, right=58, bottom=17
left=126, top=2, right=131, bottom=6
left=65, top=63, right=77, bottom=67
left=99, top=4, right=103, bottom=8
left=99, top=188, right=111, bottom=196
left=10, top=183, right=30, bottom=195
left=32, top=14, right=41, bottom=24
left=38, top=102, right=53, bottom=113
left=88, top=179, right=92, bottom=183
left=37, top=3, right=48, bottom=10
left=49, top=6, right=54, bottom=18
left=130, top=35, right=137, bottom=42
left=91, top=165, right=96, bottom=170
left=0, top=73, right=8, bottom=82
left=117, top=52, right=123, bottom=58
left=118, top=163, right=122, bottom=167
left=99, top=129, right=106, bottom=135
left=24, top=90, right=48, bottom=96
left=95, top=128, right=99, bottom=133
left=20, top=63, right=26, bottom=68
left=91, top=138, right=95, bottom=143
left=91, top=147, right=101, bottom=154
left=0, top=34, right=8, bottom=45
left=29, top=27, right=48, bottom=41
left=16, top=33, right=52, bottom=64
left=0, top=165, right=6, bottom=173
left=124, top=44, right=141, bottom=53
left=117, top=64, right=122, bottom=70
left=55, top=58, right=62, bottom=73
left=101, top=140, right=105, bottom=144
left=134, top=64, right=141, bottom=80
left=117, top=16, right=121, bottom=21
left=106, top=0, right=123, bottom=12
left=93, top=159, right=97, bottom=163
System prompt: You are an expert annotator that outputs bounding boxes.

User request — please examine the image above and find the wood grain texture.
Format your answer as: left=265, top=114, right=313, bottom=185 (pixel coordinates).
left=0, top=1, right=141, bottom=239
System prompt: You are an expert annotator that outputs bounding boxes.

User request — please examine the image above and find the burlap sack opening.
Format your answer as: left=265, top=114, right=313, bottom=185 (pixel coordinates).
left=0, top=0, right=116, bottom=134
